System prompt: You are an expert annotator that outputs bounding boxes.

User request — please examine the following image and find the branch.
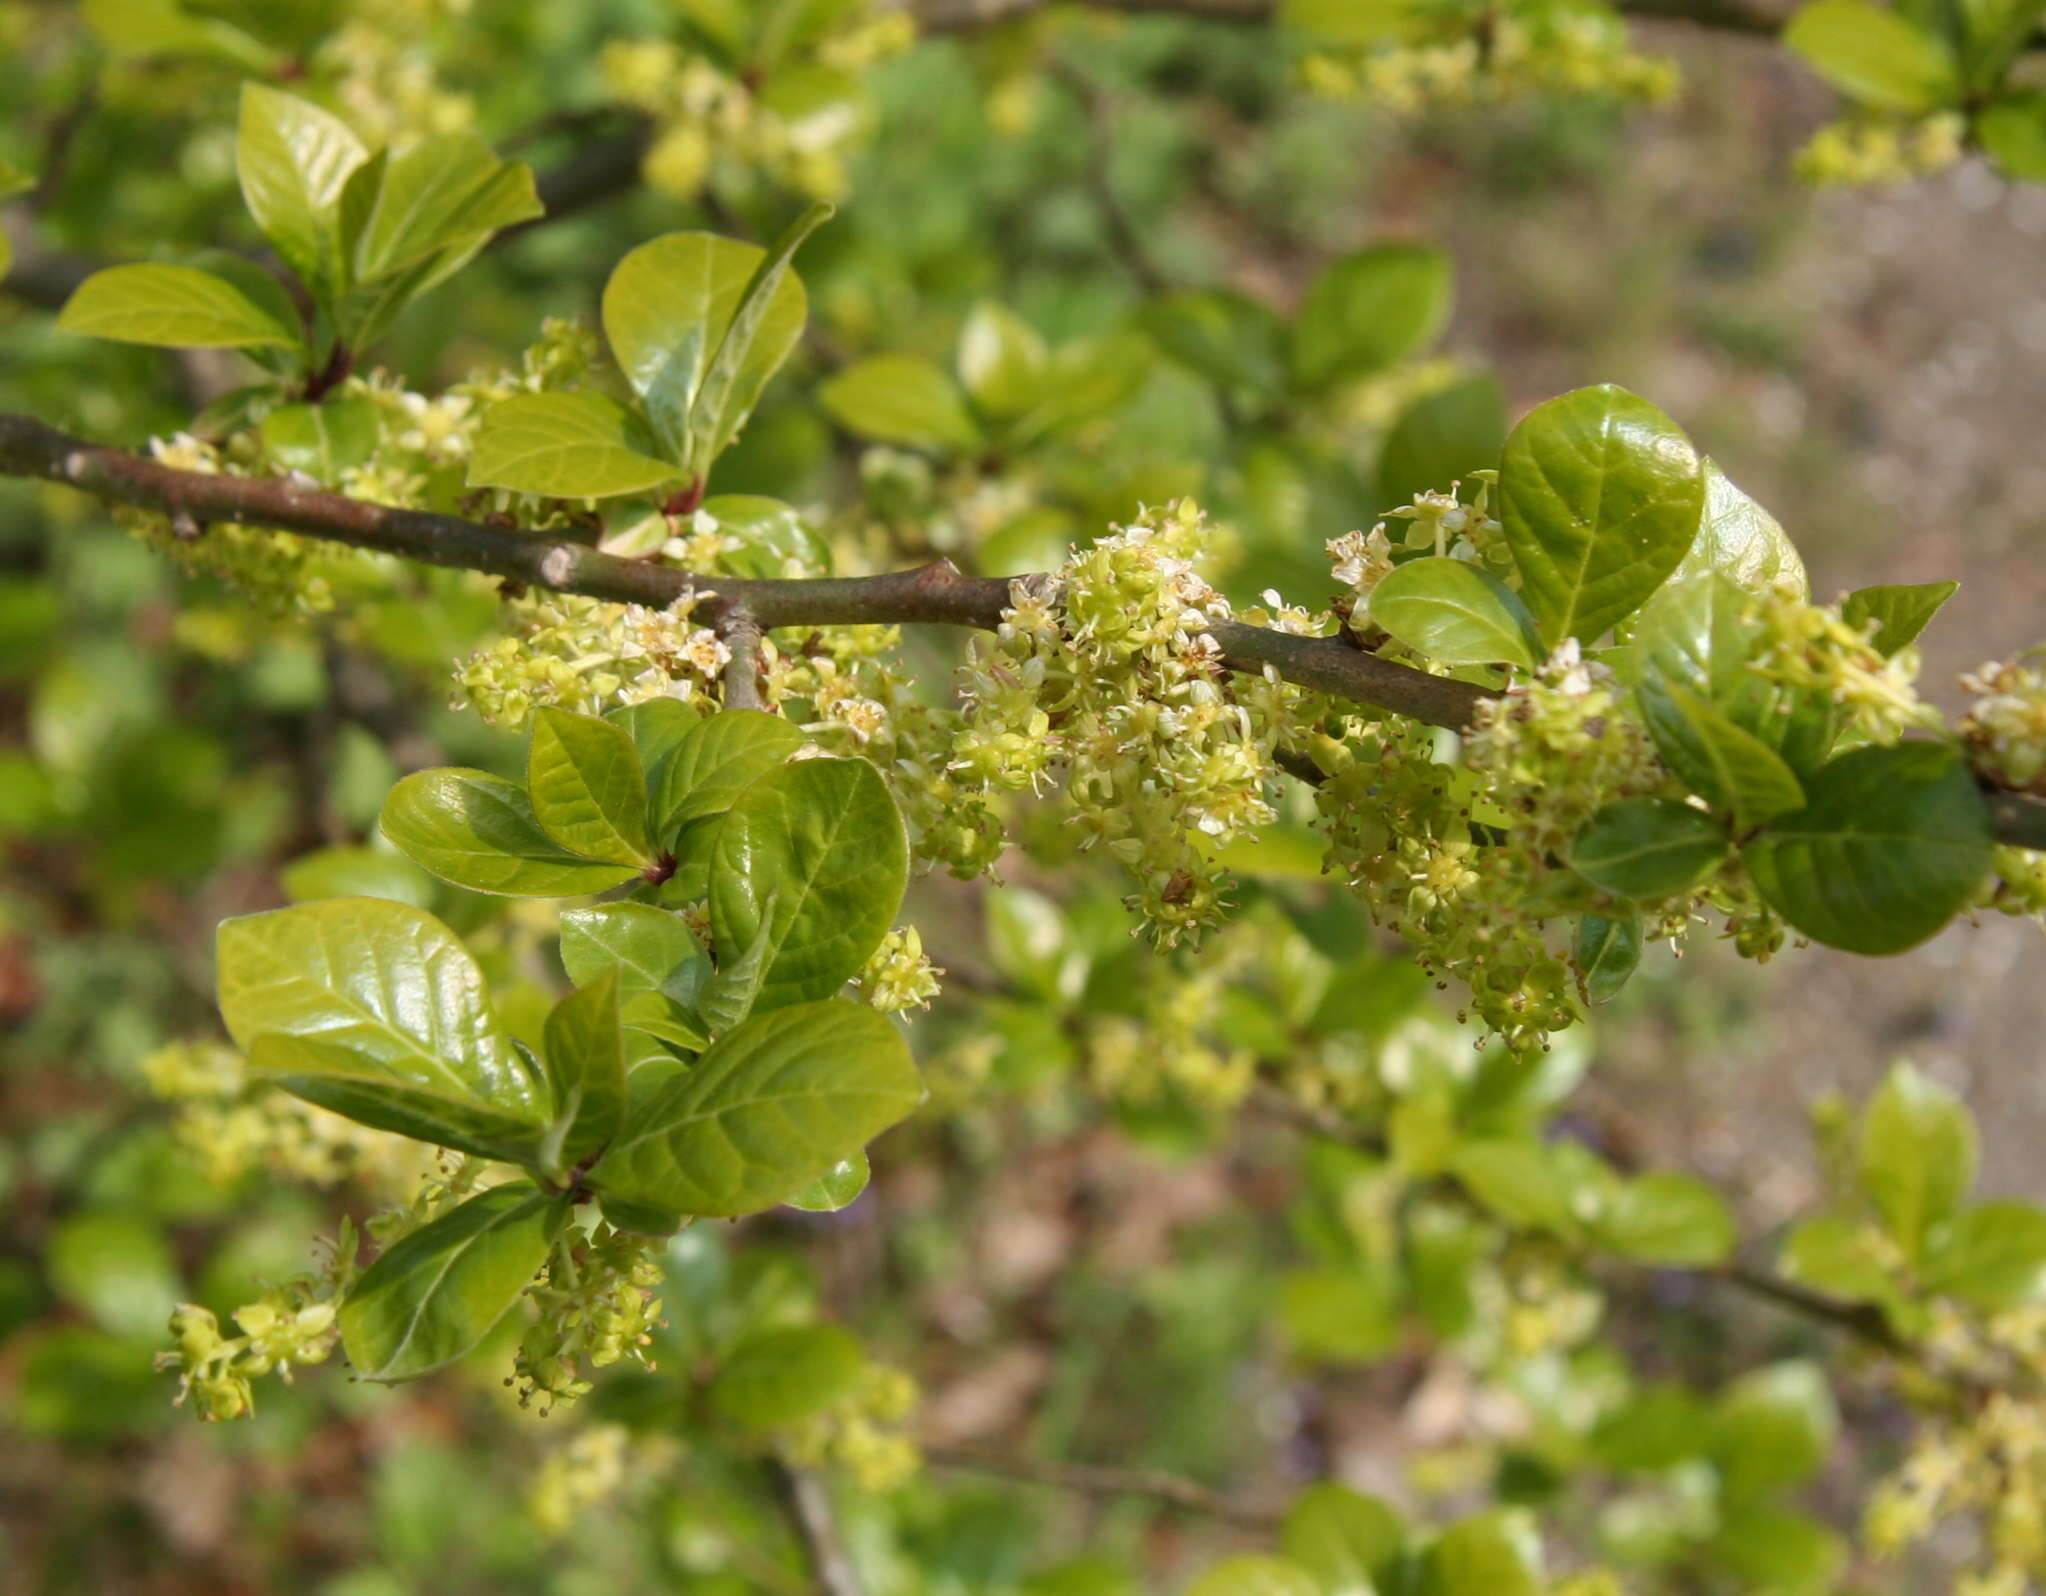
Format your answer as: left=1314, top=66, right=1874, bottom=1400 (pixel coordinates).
left=1713, top=1261, right=1914, bottom=1357
left=0, top=412, right=1492, bottom=732
left=769, top=1459, right=865, bottom=1596
left=921, top=1442, right=1280, bottom=1530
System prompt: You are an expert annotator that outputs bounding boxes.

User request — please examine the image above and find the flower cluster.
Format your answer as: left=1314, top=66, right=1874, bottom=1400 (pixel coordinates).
left=1746, top=582, right=1933, bottom=742
left=312, top=0, right=477, bottom=144
left=1962, top=655, right=2046, bottom=793
left=513, top=1225, right=667, bottom=1412
left=527, top=1424, right=635, bottom=1537
left=1299, top=11, right=1677, bottom=113
left=1864, top=1386, right=2046, bottom=1594
left=780, top=1361, right=921, bottom=1494
left=858, top=926, right=944, bottom=1015
left=452, top=591, right=726, bottom=726
left=1795, top=113, right=1966, bottom=187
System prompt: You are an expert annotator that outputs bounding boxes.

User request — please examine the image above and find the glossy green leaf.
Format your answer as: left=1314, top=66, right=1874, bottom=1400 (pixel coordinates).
left=1842, top=579, right=1958, bottom=657
left=559, top=903, right=702, bottom=998
left=589, top=999, right=922, bottom=1222
left=541, top=971, right=627, bottom=1170
left=1785, top=0, right=1960, bottom=113
left=709, top=757, right=908, bottom=1010
left=1292, top=243, right=1452, bottom=390
left=1281, top=1484, right=1404, bottom=1596
left=1978, top=91, right=2046, bottom=180
left=1377, top=373, right=1507, bottom=511
left=1367, top=555, right=1540, bottom=669
left=1499, top=385, right=1704, bottom=647
left=57, top=265, right=303, bottom=350
left=219, top=897, right=550, bottom=1154
left=1922, top=1200, right=2046, bottom=1310
left=1673, top=459, right=1807, bottom=596
left=606, top=698, right=700, bottom=785
left=1638, top=677, right=1806, bottom=828
left=819, top=355, right=983, bottom=452
left=710, top=1323, right=864, bottom=1428
left=654, top=709, right=806, bottom=841
left=1139, top=290, right=1289, bottom=400
left=260, top=398, right=380, bottom=483
left=1421, top=1510, right=1542, bottom=1596
left=467, top=391, right=680, bottom=499
left=1571, top=798, right=1727, bottom=901
left=236, top=84, right=366, bottom=298
left=382, top=768, right=639, bottom=897
left=528, top=707, right=653, bottom=868
left=1574, top=913, right=1641, bottom=1004
left=784, top=1152, right=871, bottom=1212
left=958, top=301, right=1048, bottom=417
left=694, top=907, right=776, bottom=1036
left=1593, top=1173, right=1736, bottom=1266
left=1745, top=743, right=1992, bottom=954
left=1860, top=1062, right=1976, bottom=1258
left=1709, top=1361, right=1838, bottom=1503
left=347, top=133, right=541, bottom=283
left=340, top=1181, right=567, bottom=1382
left=602, top=226, right=811, bottom=473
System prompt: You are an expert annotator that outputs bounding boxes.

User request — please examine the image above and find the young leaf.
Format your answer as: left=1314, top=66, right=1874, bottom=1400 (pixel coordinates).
left=347, top=133, right=541, bottom=283
left=958, top=301, right=1049, bottom=418
left=1291, top=243, right=1452, bottom=390
left=1638, top=677, right=1806, bottom=828
left=1859, top=1062, right=1976, bottom=1259
left=57, top=264, right=303, bottom=351
left=1378, top=372, right=1507, bottom=512
left=1784, top=0, right=1960, bottom=113
left=81, top=0, right=275, bottom=70
left=1709, top=1507, right=1846, bottom=1594
left=1593, top=1173, right=1736, bottom=1266
left=653, top=708, right=806, bottom=841
left=1744, top=742, right=1992, bottom=955
left=606, top=699, right=700, bottom=788
left=1367, top=555, right=1541, bottom=670
left=1921, top=1200, right=2046, bottom=1310
left=236, top=84, right=367, bottom=300
left=260, top=398, right=380, bottom=484
left=1709, top=1361, right=1838, bottom=1504
left=1673, top=459, right=1807, bottom=596
left=1978, top=91, right=2046, bottom=180
left=784, top=1152, right=870, bottom=1213
left=467, top=391, right=680, bottom=499
left=709, top=1323, right=864, bottom=1428
left=527, top=707, right=654, bottom=868
left=218, top=898, right=551, bottom=1147
left=559, top=903, right=703, bottom=998
left=1281, top=1485, right=1405, bottom=1596
left=540, top=970, right=627, bottom=1171
left=588, top=999, right=923, bottom=1222
left=695, top=905, right=777, bottom=1037
left=1574, top=913, right=1642, bottom=1005
left=1451, top=1141, right=1577, bottom=1236
left=340, top=1181, right=567, bottom=1382
left=1499, top=385, right=1704, bottom=647
left=381, top=768, right=640, bottom=896
left=1955, top=0, right=2046, bottom=90
left=1570, top=798, right=1728, bottom=901
left=1422, top=1510, right=1543, bottom=1596
left=1841, top=579, right=1959, bottom=657
left=709, top=757, right=909, bottom=1011
left=818, top=355, right=983, bottom=452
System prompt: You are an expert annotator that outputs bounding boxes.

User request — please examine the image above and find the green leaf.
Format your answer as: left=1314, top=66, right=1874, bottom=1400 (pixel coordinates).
left=467, top=391, right=680, bottom=499
left=606, top=698, right=700, bottom=784
left=602, top=227, right=812, bottom=475
left=1139, top=290, right=1290, bottom=401
left=1781, top=1216, right=1895, bottom=1303
left=236, top=84, right=367, bottom=300
left=785, top=1152, right=871, bottom=1213
left=1280, top=0, right=1435, bottom=45
left=281, top=845, right=437, bottom=909
left=1744, top=742, right=1992, bottom=955
left=1591, top=1385, right=1712, bottom=1471
left=347, top=133, right=541, bottom=284
left=684, top=202, right=832, bottom=479
left=1957, top=0, right=2046, bottom=89
left=1859, top=1062, right=1976, bottom=1257
left=1500, top=385, right=1704, bottom=647
left=1673, top=459, right=1806, bottom=596
left=1709, top=1361, right=1838, bottom=1503
left=1451, top=1140, right=1576, bottom=1236
left=654, top=708, right=806, bottom=842
left=710, top=1323, right=864, bottom=1428
left=81, top=0, right=273, bottom=70
left=1842, top=580, right=1959, bottom=657
left=528, top=708, right=653, bottom=868
left=1366, top=556, right=1541, bottom=670
left=700, top=494, right=834, bottom=578
left=1378, top=373, right=1507, bottom=512
left=1571, top=798, right=1727, bottom=901
left=1421, top=1510, right=1542, bottom=1596
left=819, top=355, right=983, bottom=452
left=588, top=999, right=923, bottom=1222
left=1638, top=677, right=1806, bottom=828
left=57, top=264, right=303, bottom=351
left=1922, top=1200, right=2046, bottom=1310
left=1281, top=1484, right=1404, bottom=1596
left=381, top=768, right=640, bottom=897
left=1592, top=1173, right=1736, bottom=1266
left=1710, top=1506, right=1845, bottom=1596
left=1291, top=243, right=1452, bottom=390
left=1183, top=1558, right=1320, bottom=1596
left=1281, top=1265, right=1399, bottom=1363
left=1574, top=913, right=1641, bottom=1005
left=709, top=757, right=908, bottom=1011
left=559, top=903, right=702, bottom=999
left=340, top=1181, right=567, bottom=1382
left=1785, top=0, right=1960, bottom=113
left=1978, top=91, right=2046, bottom=180
left=958, top=301, right=1048, bottom=418
left=541, top=971, right=627, bottom=1171
left=218, top=898, right=551, bottom=1154
left=260, top=398, right=380, bottom=484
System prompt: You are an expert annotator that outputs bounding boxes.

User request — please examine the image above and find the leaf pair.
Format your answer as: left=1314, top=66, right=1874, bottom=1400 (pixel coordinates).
left=469, top=206, right=831, bottom=501
left=58, top=85, right=540, bottom=377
